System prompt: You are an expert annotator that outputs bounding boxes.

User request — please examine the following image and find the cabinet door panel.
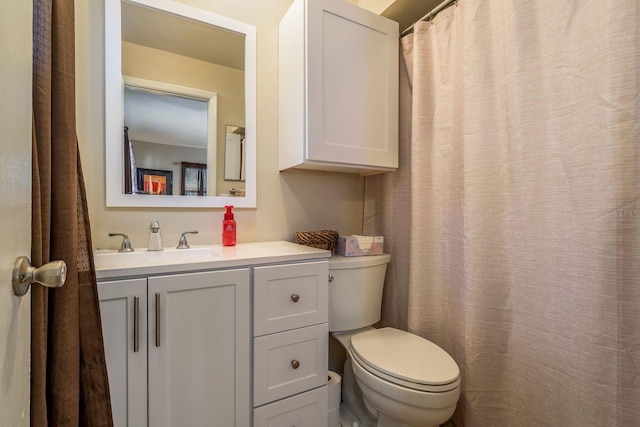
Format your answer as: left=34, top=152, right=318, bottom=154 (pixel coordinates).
left=148, top=269, right=250, bottom=427
left=307, top=0, right=398, bottom=168
left=98, top=278, right=148, bottom=427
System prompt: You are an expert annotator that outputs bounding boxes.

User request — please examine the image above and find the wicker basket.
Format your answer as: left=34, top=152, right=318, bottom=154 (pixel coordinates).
left=295, top=230, right=339, bottom=253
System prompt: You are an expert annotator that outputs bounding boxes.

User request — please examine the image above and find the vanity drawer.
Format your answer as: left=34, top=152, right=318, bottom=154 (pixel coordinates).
left=253, top=323, right=328, bottom=406
left=253, top=261, right=328, bottom=336
left=253, top=386, right=328, bottom=427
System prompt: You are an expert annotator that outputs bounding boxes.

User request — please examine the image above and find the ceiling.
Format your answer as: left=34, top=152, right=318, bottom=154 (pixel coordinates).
left=381, top=0, right=443, bottom=33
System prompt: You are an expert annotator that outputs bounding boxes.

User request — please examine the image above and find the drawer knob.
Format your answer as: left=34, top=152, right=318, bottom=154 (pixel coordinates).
left=291, top=359, right=300, bottom=369
left=290, top=293, right=300, bottom=303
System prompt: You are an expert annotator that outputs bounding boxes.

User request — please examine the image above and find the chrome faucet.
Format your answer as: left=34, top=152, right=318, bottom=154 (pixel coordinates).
left=147, top=219, right=163, bottom=251
left=177, top=231, right=199, bottom=249
left=109, top=233, right=134, bottom=252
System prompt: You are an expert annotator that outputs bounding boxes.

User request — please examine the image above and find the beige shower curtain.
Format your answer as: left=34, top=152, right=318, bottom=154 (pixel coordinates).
left=365, top=1, right=639, bottom=425
left=32, top=0, right=113, bottom=424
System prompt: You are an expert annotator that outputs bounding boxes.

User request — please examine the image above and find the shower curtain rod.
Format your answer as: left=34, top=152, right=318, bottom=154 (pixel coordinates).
left=400, top=0, right=457, bottom=37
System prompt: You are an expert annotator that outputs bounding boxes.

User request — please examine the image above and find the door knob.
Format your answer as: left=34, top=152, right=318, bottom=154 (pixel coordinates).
left=12, top=256, right=67, bottom=296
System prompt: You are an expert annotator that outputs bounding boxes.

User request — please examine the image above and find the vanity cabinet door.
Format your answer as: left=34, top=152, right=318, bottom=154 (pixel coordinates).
left=98, top=278, right=148, bottom=427
left=147, top=269, right=251, bottom=427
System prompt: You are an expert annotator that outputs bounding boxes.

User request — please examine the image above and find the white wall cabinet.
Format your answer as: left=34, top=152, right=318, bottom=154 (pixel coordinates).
left=99, top=269, right=251, bottom=427
left=279, top=0, right=399, bottom=175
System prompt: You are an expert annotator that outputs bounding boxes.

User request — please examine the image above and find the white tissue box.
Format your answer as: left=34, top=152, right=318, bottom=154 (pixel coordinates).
left=336, top=235, right=384, bottom=257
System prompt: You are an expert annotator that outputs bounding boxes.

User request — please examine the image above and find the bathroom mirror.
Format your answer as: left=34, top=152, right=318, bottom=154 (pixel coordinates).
left=105, top=0, right=256, bottom=208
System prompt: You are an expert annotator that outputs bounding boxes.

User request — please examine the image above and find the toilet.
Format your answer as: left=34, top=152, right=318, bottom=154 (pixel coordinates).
left=329, top=254, right=460, bottom=427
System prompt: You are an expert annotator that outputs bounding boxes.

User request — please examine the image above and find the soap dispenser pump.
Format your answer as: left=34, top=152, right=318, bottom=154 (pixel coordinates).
left=222, top=205, right=236, bottom=246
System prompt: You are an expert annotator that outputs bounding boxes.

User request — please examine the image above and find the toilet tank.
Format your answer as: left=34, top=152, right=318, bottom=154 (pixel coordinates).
left=328, top=254, right=391, bottom=332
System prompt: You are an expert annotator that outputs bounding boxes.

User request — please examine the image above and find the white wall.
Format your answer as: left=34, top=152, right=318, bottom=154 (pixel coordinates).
left=76, top=0, right=366, bottom=250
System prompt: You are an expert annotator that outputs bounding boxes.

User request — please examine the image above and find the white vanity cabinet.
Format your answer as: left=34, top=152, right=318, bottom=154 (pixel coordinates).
left=98, top=268, right=251, bottom=427
left=96, top=241, right=331, bottom=427
left=253, top=261, right=329, bottom=426
left=278, top=0, right=399, bottom=175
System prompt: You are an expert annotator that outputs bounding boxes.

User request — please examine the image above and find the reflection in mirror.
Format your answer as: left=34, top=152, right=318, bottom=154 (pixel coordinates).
left=225, top=125, right=245, bottom=182
left=105, top=0, right=256, bottom=208
left=123, top=77, right=215, bottom=196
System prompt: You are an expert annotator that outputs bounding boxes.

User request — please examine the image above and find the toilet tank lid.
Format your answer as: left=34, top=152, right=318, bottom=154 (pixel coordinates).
left=329, top=254, right=391, bottom=269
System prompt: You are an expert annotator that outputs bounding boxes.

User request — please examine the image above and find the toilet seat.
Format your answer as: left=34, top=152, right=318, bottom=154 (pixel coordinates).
left=350, top=328, right=460, bottom=393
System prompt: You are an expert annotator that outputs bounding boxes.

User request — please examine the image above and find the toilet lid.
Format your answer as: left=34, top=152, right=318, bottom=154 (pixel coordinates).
left=350, top=328, right=460, bottom=389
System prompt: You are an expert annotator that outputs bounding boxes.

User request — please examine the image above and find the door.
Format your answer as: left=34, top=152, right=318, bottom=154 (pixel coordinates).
left=0, top=1, right=33, bottom=425
left=148, top=269, right=251, bottom=427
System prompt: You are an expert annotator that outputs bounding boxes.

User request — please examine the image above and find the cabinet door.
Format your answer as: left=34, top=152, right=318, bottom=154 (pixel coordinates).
left=254, top=386, right=328, bottom=427
left=98, top=278, right=148, bottom=427
left=306, top=0, right=398, bottom=169
left=148, top=269, right=251, bottom=427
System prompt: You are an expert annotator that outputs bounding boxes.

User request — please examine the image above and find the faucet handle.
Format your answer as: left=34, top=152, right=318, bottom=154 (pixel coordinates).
left=177, top=231, right=199, bottom=249
left=109, top=233, right=134, bottom=252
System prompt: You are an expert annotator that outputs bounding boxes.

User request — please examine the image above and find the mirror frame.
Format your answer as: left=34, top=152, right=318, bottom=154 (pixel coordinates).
left=105, top=0, right=257, bottom=208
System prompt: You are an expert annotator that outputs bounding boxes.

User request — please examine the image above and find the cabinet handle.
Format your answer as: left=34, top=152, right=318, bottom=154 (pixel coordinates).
left=290, top=293, right=300, bottom=303
left=328, top=274, right=334, bottom=283
left=133, top=295, right=140, bottom=353
left=291, top=359, right=300, bottom=369
left=155, top=292, right=161, bottom=347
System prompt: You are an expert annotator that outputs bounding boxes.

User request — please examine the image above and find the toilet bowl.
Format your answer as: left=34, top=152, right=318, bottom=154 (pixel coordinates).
left=329, top=255, right=460, bottom=427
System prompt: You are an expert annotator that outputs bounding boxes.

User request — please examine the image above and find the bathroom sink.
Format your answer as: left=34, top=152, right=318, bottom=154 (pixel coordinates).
left=93, top=241, right=331, bottom=280
left=94, top=245, right=222, bottom=270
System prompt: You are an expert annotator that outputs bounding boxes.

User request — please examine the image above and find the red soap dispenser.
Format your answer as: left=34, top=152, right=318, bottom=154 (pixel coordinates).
left=222, top=205, right=236, bottom=246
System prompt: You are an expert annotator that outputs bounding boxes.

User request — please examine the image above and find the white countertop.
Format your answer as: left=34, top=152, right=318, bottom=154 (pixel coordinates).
left=94, top=240, right=331, bottom=280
